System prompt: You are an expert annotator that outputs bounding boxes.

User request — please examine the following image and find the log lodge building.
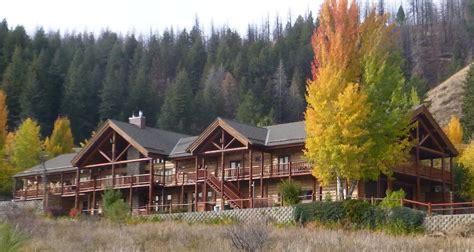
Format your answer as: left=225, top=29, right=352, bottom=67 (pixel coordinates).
left=12, top=105, right=458, bottom=215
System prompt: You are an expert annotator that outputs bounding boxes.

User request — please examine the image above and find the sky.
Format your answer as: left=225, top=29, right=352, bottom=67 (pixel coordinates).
left=0, top=0, right=328, bottom=36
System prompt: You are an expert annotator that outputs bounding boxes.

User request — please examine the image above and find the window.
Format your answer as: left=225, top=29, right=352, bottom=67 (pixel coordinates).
left=279, top=156, right=290, bottom=164
left=229, top=160, right=241, bottom=169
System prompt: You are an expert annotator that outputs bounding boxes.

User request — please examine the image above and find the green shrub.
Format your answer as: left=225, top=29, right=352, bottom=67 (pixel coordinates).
left=324, top=192, right=332, bottom=202
left=342, top=200, right=374, bottom=227
left=384, top=207, right=425, bottom=235
left=294, top=201, right=344, bottom=224
left=278, top=180, right=303, bottom=206
left=0, top=222, right=29, bottom=252
left=103, top=188, right=130, bottom=223
left=380, top=189, right=405, bottom=209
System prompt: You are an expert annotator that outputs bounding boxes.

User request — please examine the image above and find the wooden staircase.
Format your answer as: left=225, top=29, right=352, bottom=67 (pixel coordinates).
left=205, top=174, right=248, bottom=209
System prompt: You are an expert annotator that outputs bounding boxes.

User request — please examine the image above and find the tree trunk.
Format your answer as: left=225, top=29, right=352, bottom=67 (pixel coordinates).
left=346, top=180, right=358, bottom=199
left=336, top=176, right=345, bottom=201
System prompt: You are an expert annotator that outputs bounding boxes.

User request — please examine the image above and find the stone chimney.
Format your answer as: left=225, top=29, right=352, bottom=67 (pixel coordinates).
left=129, top=110, right=146, bottom=129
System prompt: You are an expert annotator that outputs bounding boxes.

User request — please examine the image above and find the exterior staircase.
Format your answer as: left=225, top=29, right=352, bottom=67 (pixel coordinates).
left=205, top=174, right=248, bottom=209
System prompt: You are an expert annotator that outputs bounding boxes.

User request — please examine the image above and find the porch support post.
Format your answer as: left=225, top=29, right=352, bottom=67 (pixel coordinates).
left=249, top=148, right=253, bottom=208
left=220, top=151, right=225, bottom=210
left=450, top=157, right=454, bottom=194
left=74, top=167, right=80, bottom=209
left=35, top=176, right=39, bottom=198
left=195, top=156, right=199, bottom=211
left=260, top=152, right=264, bottom=197
left=148, top=159, right=154, bottom=214
left=416, top=122, right=421, bottom=202
left=60, top=172, right=64, bottom=195
left=270, top=153, right=273, bottom=177
left=129, top=175, right=133, bottom=211
left=387, top=177, right=393, bottom=192
left=202, top=157, right=207, bottom=210
left=92, top=178, right=96, bottom=214
left=162, top=159, right=166, bottom=211
left=111, top=132, right=116, bottom=187
left=442, top=155, right=446, bottom=203
left=312, top=177, right=317, bottom=201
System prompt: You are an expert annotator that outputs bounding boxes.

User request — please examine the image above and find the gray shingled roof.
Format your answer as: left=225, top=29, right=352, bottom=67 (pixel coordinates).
left=264, top=121, right=305, bottom=146
left=111, top=120, right=191, bottom=155
left=219, top=118, right=268, bottom=145
left=169, top=136, right=198, bottom=158
left=13, top=153, right=76, bottom=178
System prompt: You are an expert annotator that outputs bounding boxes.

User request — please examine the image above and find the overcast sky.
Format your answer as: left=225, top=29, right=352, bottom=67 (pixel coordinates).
left=0, top=0, right=326, bottom=36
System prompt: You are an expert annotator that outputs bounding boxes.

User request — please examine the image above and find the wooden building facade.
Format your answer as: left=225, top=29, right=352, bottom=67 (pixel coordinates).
left=12, top=105, right=458, bottom=214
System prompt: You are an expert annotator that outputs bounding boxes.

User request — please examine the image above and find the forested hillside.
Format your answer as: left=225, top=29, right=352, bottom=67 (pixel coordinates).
left=0, top=0, right=473, bottom=142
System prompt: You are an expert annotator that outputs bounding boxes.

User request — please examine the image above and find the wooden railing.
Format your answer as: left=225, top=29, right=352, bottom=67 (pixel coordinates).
left=401, top=199, right=474, bottom=216
left=394, top=163, right=452, bottom=182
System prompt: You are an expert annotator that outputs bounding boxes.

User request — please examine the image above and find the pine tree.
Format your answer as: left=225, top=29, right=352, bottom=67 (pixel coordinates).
left=235, top=90, right=263, bottom=125
left=287, top=73, right=305, bottom=121
left=462, top=63, right=474, bottom=140
left=20, top=54, right=47, bottom=123
left=272, top=60, right=289, bottom=123
left=13, top=118, right=42, bottom=170
left=100, top=41, right=127, bottom=120
left=157, top=70, right=193, bottom=133
left=221, top=72, right=238, bottom=117
left=44, top=116, right=74, bottom=157
left=2, top=46, right=27, bottom=130
left=0, top=90, right=8, bottom=149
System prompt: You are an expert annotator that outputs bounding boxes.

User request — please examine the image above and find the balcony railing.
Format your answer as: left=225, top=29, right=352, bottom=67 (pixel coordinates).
left=394, top=163, right=452, bottom=182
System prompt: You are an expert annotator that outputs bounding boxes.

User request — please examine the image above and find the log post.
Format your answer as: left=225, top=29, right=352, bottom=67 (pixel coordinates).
left=148, top=159, right=154, bottom=214
left=35, top=176, right=39, bottom=198
left=60, top=172, right=64, bottom=195
left=312, top=177, right=317, bottom=201
left=24, top=179, right=27, bottom=200
left=289, top=161, right=292, bottom=182
left=450, top=157, right=454, bottom=193
left=129, top=175, right=133, bottom=211
left=441, top=155, right=446, bottom=203
left=270, top=153, right=273, bottom=177
left=92, top=178, right=96, bottom=215
left=202, top=157, right=207, bottom=211
left=260, top=152, right=264, bottom=197
left=416, top=122, right=421, bottom=202
left=175, top=161, right=178, bottom=185
left=111, top=133, right=116, bottom=187
left=249, top=148, right=253, bottom=208
left=220, top=151, right=225, bottom=210
left=74, top=167, right=80, bottom=209
left=195, top=156, right=198, bottom=211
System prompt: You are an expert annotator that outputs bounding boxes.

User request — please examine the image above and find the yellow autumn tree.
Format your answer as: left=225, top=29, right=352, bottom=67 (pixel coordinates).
left=458, top=141, right=474, bottom=199
left=13, top=118, right=42, bottom=170
left=443, top=116, right=464, bottom=148
left=305, top=0, right=411, bottom=200
left=44, top=116, right=74, bottom=158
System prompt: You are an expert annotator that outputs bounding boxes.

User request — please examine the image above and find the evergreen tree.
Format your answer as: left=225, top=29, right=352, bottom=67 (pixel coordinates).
left=99, top=41, right=127, bottom=120
left=221, top=72, right=238, bottom=117
left=61, top=48, right=99, bottom=143
left=2, top=47, right=27, bottom=129
left=462, top=63, right=474, bottom=140
left=20, top=54, right=47, bottom=124
left=157, top=70, right=193, bottom=133
left=235, top=90, right=263, bottom=125
left=287, top=72, right=305, bottom=121
left=272, top=60, right=289, bottom=123
left=0, top=90, right=8, bottom=149
left=44, top=116, right=74, bottom=157
left=13, top=118, right=42, bottom=170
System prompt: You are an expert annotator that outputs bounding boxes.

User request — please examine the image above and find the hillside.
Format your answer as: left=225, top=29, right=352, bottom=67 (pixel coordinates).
left=425, top=64, right=471, bottom=127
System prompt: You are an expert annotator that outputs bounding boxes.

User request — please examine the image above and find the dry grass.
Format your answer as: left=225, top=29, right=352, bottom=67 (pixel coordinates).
left=425, top=63, right=471, bottom=127
left=16, top=219, right=474, bottom=251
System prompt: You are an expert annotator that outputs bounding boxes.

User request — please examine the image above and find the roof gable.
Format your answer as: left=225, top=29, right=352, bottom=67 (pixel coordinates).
left=412, top=105, right=458, bottom=157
